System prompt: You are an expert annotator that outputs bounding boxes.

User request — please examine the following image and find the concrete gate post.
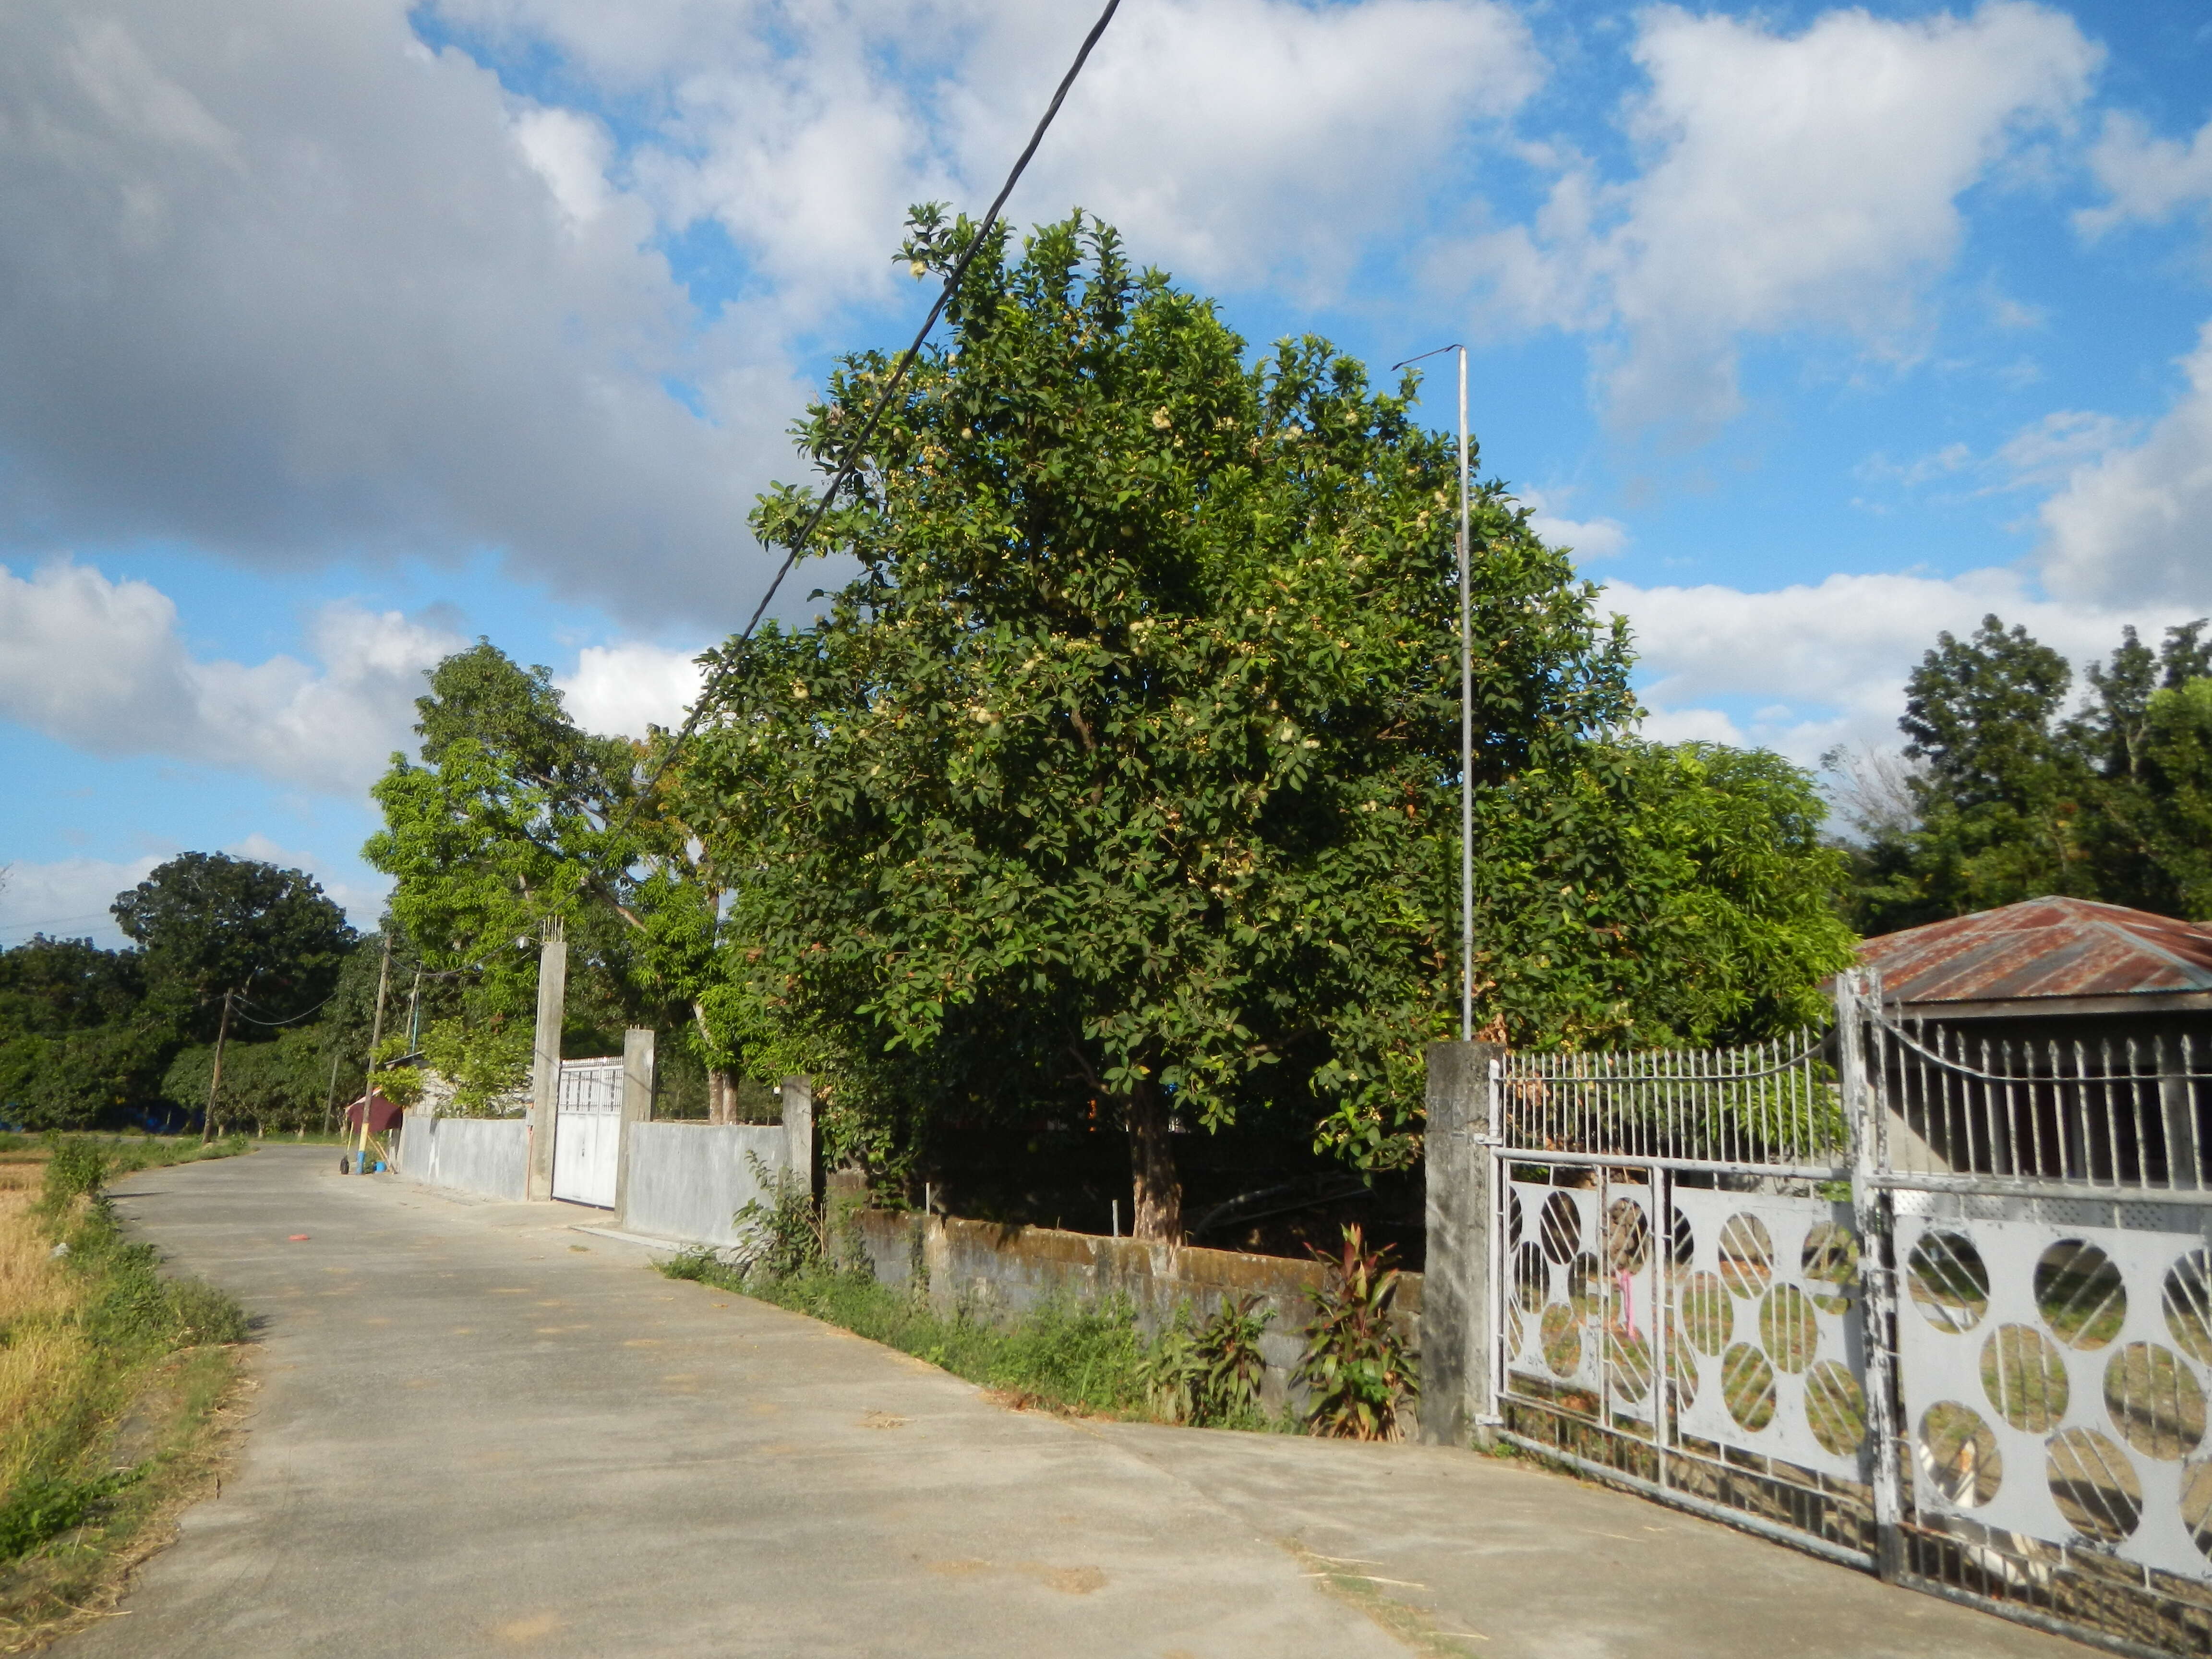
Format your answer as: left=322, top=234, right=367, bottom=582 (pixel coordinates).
left=525, top=919, right=568, bottom=1202
left=1420, top=1039, right=1503, bottom=1447
left=780, top=1076, right=816, bottom=1194
left=613, top=1027, right=655, bottom=1228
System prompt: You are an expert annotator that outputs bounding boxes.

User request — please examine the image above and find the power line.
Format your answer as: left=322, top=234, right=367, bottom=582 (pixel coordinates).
left=620, top=0, right=1125, bottom=830
left=234, top=986, right=344, bottom=1027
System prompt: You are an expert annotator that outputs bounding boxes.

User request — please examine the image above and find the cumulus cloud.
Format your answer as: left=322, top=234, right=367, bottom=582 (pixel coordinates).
left=436, top=0, right=1543, bottom=308
left=1516, top=487, right=1628, bottom=560
left=1608, top=567, right=2200, bottom=767
left=2033, top=321, right=2212, bottom=608
left=0, top=561, right=462, bottom=793
left=0, top=0, right=800, bottom=626
left=1466, top=2, right=2099, bottom=434
left=0, top=854, right=165, bottom=949
left=556, top=641, right=705, bottom=740
left=2078, top=109, right=2212, bottom=241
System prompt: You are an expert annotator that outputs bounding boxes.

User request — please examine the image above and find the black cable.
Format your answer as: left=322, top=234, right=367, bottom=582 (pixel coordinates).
left=234, top=987, right=342, bottom=1027
left=621, top=0, right=1125, bottom=827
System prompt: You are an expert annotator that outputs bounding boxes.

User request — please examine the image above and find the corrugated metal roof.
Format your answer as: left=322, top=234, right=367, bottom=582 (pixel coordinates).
left=1856, top=897, right=2212, bottom=1006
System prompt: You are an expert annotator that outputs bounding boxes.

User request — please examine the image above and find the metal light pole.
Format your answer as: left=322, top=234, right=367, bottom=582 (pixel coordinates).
left=1391, top=343, right=1474, bottom=1041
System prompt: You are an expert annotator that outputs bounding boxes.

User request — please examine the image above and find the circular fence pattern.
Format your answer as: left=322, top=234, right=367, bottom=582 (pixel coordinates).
left=1919, top=1400, right=2003, bottom=1507
left=1981, top=1323, right=2069, bottom=1433
left=2037, top=1240, right=2127, bottom=1352
left=2047, top=1427, right=2142, bottom=1543
left=1907, top=1230, right=1990, bottom=1334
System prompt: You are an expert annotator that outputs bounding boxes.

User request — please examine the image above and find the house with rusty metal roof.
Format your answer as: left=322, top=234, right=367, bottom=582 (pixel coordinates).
left=1857, top=895, right=2212, bottom=1021
left=1852, top=897, right=2212, bottom=1190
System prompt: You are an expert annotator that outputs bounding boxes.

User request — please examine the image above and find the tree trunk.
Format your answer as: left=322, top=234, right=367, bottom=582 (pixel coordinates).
left=708, top=1068, right=736, bottom=1125
left=1126, top=1082, right=1183, bottom=1244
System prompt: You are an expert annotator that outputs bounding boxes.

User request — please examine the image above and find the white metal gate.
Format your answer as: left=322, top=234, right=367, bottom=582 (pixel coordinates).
left=550, top=1057, right=622, bottom=1209
left=1490, top=976, right=2212, bottom=1656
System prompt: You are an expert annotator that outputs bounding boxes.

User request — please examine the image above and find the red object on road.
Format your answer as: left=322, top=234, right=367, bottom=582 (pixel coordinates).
left=288, top=1234, right=310, bottom=1241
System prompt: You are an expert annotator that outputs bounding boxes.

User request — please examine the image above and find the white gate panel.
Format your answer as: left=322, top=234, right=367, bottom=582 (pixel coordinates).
left=1669, top=1187, right=1868, bottom=1481
left=551, top=1058, right=622, bottom=1209
left=1502, top=1177, right=1660, bottom=1426
left=1896, top=1202, right=2212, bottom=1581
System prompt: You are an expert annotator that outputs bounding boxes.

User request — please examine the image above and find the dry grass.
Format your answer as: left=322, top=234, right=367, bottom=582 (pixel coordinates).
left=0, top=1139, right=252, bottom=1653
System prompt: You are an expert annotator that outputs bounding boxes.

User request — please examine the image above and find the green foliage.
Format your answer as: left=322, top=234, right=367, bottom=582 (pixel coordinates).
left=1295, top=1224, right=1416, bottom=1440
left=113, top=852, right=354, bottom=1034
left=41, top=1140, right=108, bottom=1206
left=160, top=1027, right=335, bottom=1134
left=364, top=643, right=721, bottom=1072
left=0, top=1471, right=141, bottom=1565
left=688, top=207, right=1646, bottom=1216
left=419, top=1018, right=531, bottom=1116
left=726, top=1153, right=832, bottom=1281
left=0, top=938, right=144, bottom=1038
left=664, top=1248, right=1155, bottom=1419
left=1847, top=615, right=2212, bottom=930
left=1144, top=1293, right=1273, bottom=1427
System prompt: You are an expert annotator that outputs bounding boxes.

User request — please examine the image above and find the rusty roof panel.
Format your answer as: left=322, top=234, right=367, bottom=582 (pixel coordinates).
left=1856, top=897, right=2212, bottom=1006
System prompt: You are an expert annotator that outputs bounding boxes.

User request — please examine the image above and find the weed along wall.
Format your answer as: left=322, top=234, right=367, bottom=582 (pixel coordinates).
left=618, top=1123, right=790, bottom=1248
left=397, top=1111, right=528, bottom=1201
left=852, top=1211, right=1422, bottom=1418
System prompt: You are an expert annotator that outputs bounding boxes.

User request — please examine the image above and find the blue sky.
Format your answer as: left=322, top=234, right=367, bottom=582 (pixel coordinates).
left=2, top=0, right=2209, bottom=944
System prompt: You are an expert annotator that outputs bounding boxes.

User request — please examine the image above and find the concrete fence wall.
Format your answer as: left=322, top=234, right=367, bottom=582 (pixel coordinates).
left=617, top=1122, right=791, bottom=1248
left=397, top=1111, right=529, bottom=1202
left=852, top=1210, right=1421, bottom=1416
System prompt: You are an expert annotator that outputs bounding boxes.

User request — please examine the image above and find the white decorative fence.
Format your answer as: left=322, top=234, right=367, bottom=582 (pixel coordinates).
left=1490, top=974, right=2212, bottom=1655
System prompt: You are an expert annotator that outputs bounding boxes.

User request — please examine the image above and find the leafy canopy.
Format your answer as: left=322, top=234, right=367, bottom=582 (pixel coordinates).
left=687, top=208, right=1847, bottom=1198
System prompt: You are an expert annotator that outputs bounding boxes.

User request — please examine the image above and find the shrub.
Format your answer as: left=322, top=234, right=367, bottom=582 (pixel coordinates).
left=1145, top=1294, right=1272, bottom=1428
left=1295, top=1224, right=1417, bottom=1440
left=40, top=1141, right=107, bottom=1208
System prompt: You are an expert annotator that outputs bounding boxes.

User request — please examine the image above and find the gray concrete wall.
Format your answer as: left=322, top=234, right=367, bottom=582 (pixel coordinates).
left=852, top=1211, right=1421, bottom=1417
left=617, top=1122, right=791, bottom=1248
left=397, top=1110, right=529, bottom=1202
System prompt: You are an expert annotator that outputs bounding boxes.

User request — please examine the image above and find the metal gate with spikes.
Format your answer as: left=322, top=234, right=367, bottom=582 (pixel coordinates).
left=1489, top=973, right=2212, bottom=1656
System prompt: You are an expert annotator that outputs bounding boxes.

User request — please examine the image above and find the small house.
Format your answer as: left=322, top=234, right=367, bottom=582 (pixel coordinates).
left=1854, top=897, right=2212, bottom=1187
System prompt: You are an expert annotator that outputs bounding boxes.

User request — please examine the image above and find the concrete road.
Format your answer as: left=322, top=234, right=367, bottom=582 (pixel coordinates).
left=60, top=1148, right=2085, bottom=1659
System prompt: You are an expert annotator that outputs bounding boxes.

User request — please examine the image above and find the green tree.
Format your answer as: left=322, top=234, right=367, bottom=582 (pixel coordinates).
left=112, top=853, right=355, bottom=1034
left=687, top=209, right=1843, bottom=1238
left=0, top=936, right=144, bottom=1037
left=365, top=643, right=729, bottom=1103
left=1846, top=615, right=2212, bottom=931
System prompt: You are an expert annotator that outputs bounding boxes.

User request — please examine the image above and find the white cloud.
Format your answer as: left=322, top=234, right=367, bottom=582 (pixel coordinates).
left=556, top=641, right=705, bottom=740
left=439, top=0, right=1543, bottom=307
left=0, top=839, right=388, bottom=947
left=2033, top=321, right=2212, bottom=608
left=1516, top=487, right=1628, bottom=559
left=0, top=561, right=462, bottom=793
left=0, top=854, right=164, bottom=949
left=2078, top=110, right=2212, bottom=240
left=1607, top=567, right=2200, bottom=767
left=1467, top=2, right=2099, bottom=434
left=0, top=0, right=801, bottom=626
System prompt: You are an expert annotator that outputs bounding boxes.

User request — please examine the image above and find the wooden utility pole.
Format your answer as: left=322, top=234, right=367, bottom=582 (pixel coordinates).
left=357, top=935, right=392, bottom=1169
left=202, top=987, right=235, bottom=1143
left=322, top=1050, right=343, bottom=1137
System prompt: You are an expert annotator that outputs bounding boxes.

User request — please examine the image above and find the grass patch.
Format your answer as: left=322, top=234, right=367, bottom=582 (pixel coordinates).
left=0, top=1134, right=252, bottom=1651
left=665, top=1252, right=1159, bottom=1419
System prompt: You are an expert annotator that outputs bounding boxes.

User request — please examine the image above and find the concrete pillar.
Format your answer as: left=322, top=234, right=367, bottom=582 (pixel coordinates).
left=613, top=1027, right=655, bottom=1226
left=1420, top=1038, right=1503, bottom=1447
left=781, top=1075, right=815, bottom=1194
left=525, top=918, right=568, bottom=1202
